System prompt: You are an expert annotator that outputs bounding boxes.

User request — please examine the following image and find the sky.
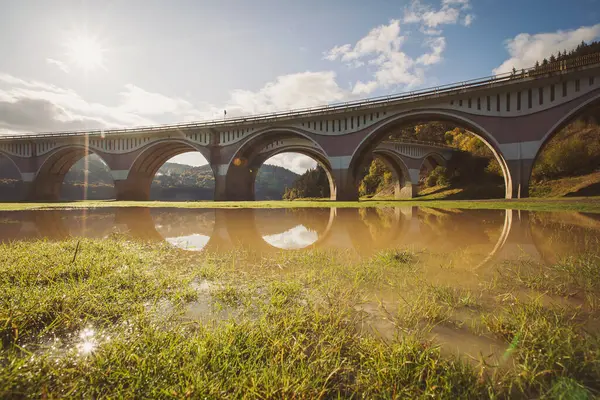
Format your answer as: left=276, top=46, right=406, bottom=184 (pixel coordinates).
left=1, top=0, right=599, bottom=174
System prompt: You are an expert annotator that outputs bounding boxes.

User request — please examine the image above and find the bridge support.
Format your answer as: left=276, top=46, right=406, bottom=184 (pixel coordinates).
left=331, top=168, right=359, bottom=201
left=114, top=174, right=153, bottom=201
left=216, top=165, right=257, bottom=201
left=24, top=176, right=64, bottom=201
left=505, top=159, right=534, bottom=199
left=398, top=182, right=419, bottom=198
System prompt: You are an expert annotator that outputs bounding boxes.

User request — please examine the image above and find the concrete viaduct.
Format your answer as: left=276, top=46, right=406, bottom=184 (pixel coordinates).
left=0, top=53, right=599, bottom=201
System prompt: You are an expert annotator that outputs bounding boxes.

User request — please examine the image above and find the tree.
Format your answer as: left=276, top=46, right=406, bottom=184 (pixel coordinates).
left=358, top=159, right=389, bottom=197
left=283, top=166, right=331, bottom=200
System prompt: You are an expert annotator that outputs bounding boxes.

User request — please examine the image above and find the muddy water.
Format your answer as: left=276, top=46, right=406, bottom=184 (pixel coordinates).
left=2, top=207, right=599, bottom=361
left=1, top=207, right=598, bottom=262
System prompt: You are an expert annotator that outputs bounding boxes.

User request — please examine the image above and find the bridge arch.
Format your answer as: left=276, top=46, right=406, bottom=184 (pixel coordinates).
left=0, top=151, right=25, bottom=201
left=371, top=149, right=416, bottom=198
left=29, top=145, right=115, bottom=201
left=221, top=128, right=335, bottom=201
left=347, top=110, right=512, bottom=199
left=539, top=90, right=600, bottom=150
left=120, top=139, right=214, bottom=201
left=420, top=152, right=447, bottom=172
left=530, top=90, right=600, bottom=188
left=254, top=146, right=336, bottom=200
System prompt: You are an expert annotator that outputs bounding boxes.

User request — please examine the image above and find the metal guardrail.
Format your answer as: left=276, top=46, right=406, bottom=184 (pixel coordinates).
left=1, top=53, right=599, bottom=141
left=384, top=138, right=455, bottom=150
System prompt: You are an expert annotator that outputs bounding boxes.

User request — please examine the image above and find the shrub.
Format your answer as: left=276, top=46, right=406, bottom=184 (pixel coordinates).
left=425, top=166, right=449, bottom=187
left=533, top=137, right=595, bottom=180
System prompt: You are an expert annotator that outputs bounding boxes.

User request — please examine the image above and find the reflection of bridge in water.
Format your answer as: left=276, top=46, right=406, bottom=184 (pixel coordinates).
left=2, top=206, right=597, bottom=268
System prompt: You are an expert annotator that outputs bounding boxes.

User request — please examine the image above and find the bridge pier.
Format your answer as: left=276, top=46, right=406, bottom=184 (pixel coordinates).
left=331, top=168, right=359, bottom=201
left=217, top=165, right=256, bottom=201
left=505, top=158, right=534, bottom=199
left=114, top=175, right=153, bottom=201
left=24, top=176, right=64, bottom=201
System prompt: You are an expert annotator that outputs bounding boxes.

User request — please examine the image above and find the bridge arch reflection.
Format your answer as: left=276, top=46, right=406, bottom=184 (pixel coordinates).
left=3, top=207, right=597, bottom=271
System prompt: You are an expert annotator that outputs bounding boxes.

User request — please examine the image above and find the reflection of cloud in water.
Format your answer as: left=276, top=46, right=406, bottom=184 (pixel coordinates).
left=166, top=234, right=211, bottom=251
left=263, top=225, right=318, bottom=249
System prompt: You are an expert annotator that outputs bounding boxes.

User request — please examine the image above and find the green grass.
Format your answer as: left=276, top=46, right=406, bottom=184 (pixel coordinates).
left=1, top=196, right=600, bottom=213
left=1, top=238, right=599, bottom=398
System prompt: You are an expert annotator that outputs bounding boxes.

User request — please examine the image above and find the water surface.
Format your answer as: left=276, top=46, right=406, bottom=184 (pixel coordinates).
left=2, top=206, right=599, bottom=361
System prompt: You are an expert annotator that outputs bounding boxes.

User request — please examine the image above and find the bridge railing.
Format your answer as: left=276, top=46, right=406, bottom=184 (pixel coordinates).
left=383, top=138, right=456, bottom=150
left=2, top=53, right=600, bottom=141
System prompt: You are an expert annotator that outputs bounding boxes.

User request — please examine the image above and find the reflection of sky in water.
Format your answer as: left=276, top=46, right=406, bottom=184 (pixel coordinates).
left=166, top=234, right=211, bottom=251
left=263, top=225, right=318, bottom=249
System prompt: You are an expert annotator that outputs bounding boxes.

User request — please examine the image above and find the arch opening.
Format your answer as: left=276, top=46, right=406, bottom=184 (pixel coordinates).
left=0, top=153, right=24, bottom=201
left=32, top=146, right=115, bottom=201
left=225, top=130, right=335, bottom=201
left=254, top=151, right=335, bottom=201
left=351, top=116, right=508, bottom=200
left=62, top=153, right=115, bottom=200
left=126, top=140, right=214, bottom=201
left=150, top=151, right=214, bottom=201
left=358, top=151, right=413, bottom=199
left=530, top=98, right=600, bottom=197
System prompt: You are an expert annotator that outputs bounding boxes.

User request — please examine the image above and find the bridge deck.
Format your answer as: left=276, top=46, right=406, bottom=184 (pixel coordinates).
left=1, top=53, right=599, bottom=141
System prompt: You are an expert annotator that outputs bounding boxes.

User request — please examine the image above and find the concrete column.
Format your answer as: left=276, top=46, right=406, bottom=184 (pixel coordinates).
left=331, top=168, right=359, bottom=201
left=25, top=176, right=63, bottom=201
left=397, top=168, right=421, bottom=199
left=213, top=175, right=227, bottom=201
left=328, top=156, right=358, bottom=201
left=114, top=174, right=153, bottom=201
left=218, top=164, right=256, bottom=201
left=498, top=141, right=541, bottom=199
left=505, top=158, right=535, bottom=199
left=398, top=184, right=419, bottom=198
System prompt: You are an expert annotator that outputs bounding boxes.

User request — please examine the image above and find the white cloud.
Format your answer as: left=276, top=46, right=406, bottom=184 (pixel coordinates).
left=264, top=153, right=317, bottom=174
left=422, top=7, right=459, bottom=28
left=324, top=20, right=431, bottom=95
left=462, top=14, right=475, bottom=27
left=324, top=44, right=352, bottom=61
left=352, top=80, right=379, bottom=96
left=403, top=0, right=473, bottom=30
left=0, top=70, right=345, bottom=171
left=119, top=84, right=199, bottom=116
left=416, top=37, right=446, bottom=66
left=493, top=24, right=600, bottom=74
left=442, top=0, right=470, bottom=9
left=46, top=58, right=70, bottom=73
left=223, top=71, right=347, bottom=116
left=0, top=74, right=164, bottom=134
left=0, top=68, right=349, bottom=135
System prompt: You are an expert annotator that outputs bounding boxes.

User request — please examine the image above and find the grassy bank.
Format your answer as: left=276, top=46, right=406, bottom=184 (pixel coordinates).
left=1, top=197, right=600, bottom=213
left=413, top=171, right=600, bottom=201
left=1, top=236, right=599, bottom=398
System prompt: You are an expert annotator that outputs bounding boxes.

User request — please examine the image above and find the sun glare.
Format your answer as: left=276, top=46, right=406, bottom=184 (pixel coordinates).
left=66, top=35, right=106, bottom=71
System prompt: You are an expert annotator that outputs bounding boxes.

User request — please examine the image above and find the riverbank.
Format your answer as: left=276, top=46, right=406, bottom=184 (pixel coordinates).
left=1, top=236, right=599, bottom=398
left=413, top=171, right=600, bottom=201
left=1, top=197, right=600, bottom=213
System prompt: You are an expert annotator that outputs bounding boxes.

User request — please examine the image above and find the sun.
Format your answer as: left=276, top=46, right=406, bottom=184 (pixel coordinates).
left=65, top=35, right=106, bottom=71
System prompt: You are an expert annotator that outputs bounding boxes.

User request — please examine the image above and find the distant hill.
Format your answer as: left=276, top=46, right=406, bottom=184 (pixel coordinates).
left=152, top=161, right=299, bottom=200
left=0, top=154, right=300, bottom=201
